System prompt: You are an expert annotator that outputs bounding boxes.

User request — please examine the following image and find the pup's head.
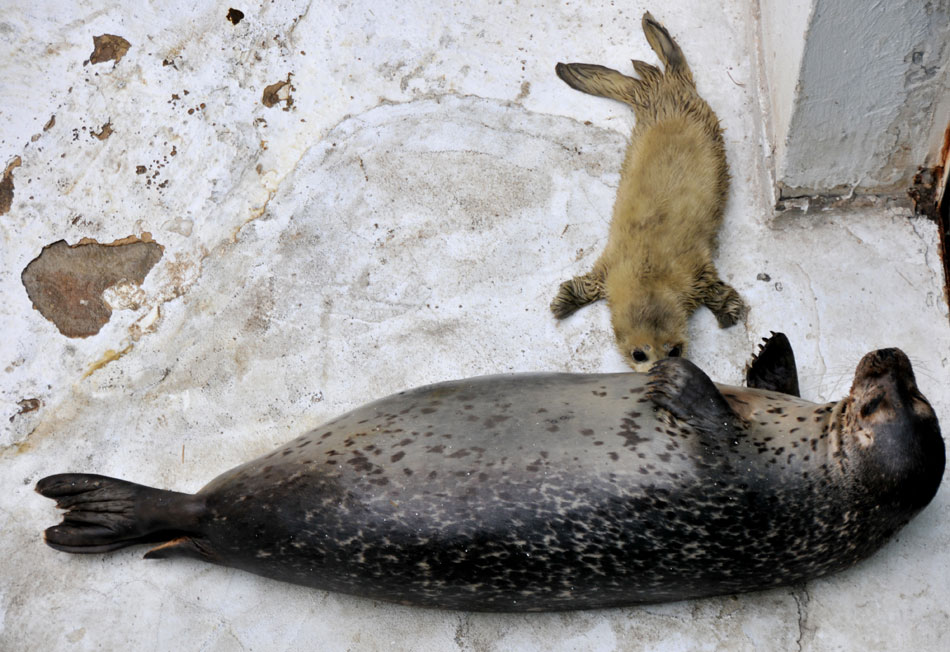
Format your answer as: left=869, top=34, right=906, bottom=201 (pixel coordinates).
left=611, top=293, right=688, bottom=372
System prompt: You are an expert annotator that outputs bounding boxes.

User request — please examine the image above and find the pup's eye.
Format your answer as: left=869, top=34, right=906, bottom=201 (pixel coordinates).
left=668, top=346, right=681, bottom=357
left=632, top=350, right=648, bottom=363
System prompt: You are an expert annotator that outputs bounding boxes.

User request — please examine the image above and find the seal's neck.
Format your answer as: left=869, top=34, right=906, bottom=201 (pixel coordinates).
left=824, top=399, right=852, bottom=457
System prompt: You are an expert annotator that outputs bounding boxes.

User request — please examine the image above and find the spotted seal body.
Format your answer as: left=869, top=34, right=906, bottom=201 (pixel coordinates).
left=37, top=337, right=944, bottom=612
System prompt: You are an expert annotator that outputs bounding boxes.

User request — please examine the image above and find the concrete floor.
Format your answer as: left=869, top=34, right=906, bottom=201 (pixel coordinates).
left=2, top=1, right=948, bottom=650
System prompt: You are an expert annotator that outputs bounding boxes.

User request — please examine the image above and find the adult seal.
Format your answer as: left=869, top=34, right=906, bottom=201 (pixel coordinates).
left=37, top=335, right=944, bottom=612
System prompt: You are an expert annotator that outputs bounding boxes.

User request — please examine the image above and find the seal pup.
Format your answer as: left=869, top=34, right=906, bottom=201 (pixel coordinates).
left=550, top=12, right=746, bottom=371
left=37, top=336, right=943, bottom=612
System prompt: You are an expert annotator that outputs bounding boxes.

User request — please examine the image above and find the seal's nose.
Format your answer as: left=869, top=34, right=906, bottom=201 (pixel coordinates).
left=855, top=348, right=913, bottom=380
left=874, top=348, right=903, bottom=363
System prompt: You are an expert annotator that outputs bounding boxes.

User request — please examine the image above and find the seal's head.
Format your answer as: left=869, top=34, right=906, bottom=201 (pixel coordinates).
left=847, top=348, right=945, bottom=511
left=611, top=290, right=687, bottom=372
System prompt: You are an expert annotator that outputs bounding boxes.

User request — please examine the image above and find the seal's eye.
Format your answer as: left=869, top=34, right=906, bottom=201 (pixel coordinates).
left=860, top=394, right=884, bottom=419
left=668, top=346, right=681, bottom=357
left=632, top=350, right=648, bottom=363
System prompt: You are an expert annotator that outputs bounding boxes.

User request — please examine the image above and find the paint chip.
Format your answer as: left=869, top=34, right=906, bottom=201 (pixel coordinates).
left=227, top=8, right=245, bottom=25
left=21, top=237, right=164, bottom=338
left=93, top=122, right=113, bottom=140
left=9, top=398, right=41, bottom=423
left=262, top=76, right=294, bottom=110
left=89, top=34, right=131, bottom=65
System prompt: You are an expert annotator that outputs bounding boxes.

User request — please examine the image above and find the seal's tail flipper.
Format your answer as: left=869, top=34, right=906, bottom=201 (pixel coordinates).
left=555, top=62, right=648, bottom=107
left=641, top=12, right=693, bottom=80
left=746, top=332, right=801, bottom=397
left=36, top=473, right=201, bottom=554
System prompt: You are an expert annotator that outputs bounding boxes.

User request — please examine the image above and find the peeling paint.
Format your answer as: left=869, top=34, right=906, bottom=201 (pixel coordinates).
left=93, top=121, right=113, bottom=140
left=9, top=398, right=41, bottom=423
left=226, top=8, right=245, bottom=25
left=0, top=155, right=21, bottom=215
left=262, top=76, right=294, bottom=110
left=89, top=34, right=131, bottom=65
left=21, top=237, right=164, bottom=338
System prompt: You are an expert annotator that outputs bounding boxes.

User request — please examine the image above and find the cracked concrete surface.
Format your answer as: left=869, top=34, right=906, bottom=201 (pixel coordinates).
left=1, top=1, right=949, bottom=650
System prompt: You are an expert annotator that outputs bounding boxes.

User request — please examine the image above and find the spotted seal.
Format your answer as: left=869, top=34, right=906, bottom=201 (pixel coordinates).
left=549, top=12, right=747, bottom=371
left=37, top=334, right=944, bottom=611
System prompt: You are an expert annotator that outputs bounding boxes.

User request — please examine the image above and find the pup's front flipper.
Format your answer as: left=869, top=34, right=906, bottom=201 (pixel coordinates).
left=647, top=357, right=744, bottom=434
left=703, top=277, right=747, bottom=328
left=550, top=269, right=606, bottom=319
left=745, top=332, right=800, bottom=397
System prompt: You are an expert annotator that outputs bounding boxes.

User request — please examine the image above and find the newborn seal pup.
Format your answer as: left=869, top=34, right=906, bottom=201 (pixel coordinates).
left=37, top=335, right=943, bottom=612
left=551, top=12, right=747, bottom=371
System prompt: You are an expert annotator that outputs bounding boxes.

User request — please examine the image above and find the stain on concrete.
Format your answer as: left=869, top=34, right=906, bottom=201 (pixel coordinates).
left=21, top=237, right=164, bottom=338
left=83, top=343, right=134, bottom=378
left=227, top=9, right=245, bottom=25
left=262, top=76, right=294, bottom=110
left=89, top=34, right=131, bottom=65
left=0, top=156, right=21, bottom=215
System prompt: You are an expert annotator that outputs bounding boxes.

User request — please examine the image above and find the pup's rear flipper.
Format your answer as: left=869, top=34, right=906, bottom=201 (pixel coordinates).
left=555, top=62, right=647, bottom=107
left=641, top=12, right=692, bottom=79
left=36, top=473, right=201, bottom=554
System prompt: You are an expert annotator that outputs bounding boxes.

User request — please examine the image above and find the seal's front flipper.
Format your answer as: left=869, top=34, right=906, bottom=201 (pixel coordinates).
left=647, top=357, right=744, bottom=433
left=36, top=473, right=201, bottom=554
left=746, top=332, right=800, bottom=397
left=555, top=63, right=646, bottom=107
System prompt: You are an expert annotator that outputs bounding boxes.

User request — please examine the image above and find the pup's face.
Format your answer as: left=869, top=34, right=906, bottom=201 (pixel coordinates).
left=614, top=324, right=686, bottom=372
left=610, top=294, right=688, bottom=372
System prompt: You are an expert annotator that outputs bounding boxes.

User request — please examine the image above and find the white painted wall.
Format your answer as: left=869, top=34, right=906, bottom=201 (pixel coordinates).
left=758, top=0, right=950, bottom=200
left=756, top=0, right=813, bottom=189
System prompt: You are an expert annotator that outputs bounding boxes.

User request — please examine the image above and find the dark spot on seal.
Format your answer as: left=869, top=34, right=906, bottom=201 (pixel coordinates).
left=608, top=452, right=619, bottom=461
left=426, top=444, right=445, bottom=454
left=580, top=428, right=595, bottom=437
left=536, top=408, right=548, bottom=413
left=421, top=407, right=437, bottom=414
left=483, top=415, right=511, bottom=428
left=448, top=450, right=470, bottom=459
left=390, top=451, right=405, bottom=463
left=547, top=425, right=559, bottom=432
